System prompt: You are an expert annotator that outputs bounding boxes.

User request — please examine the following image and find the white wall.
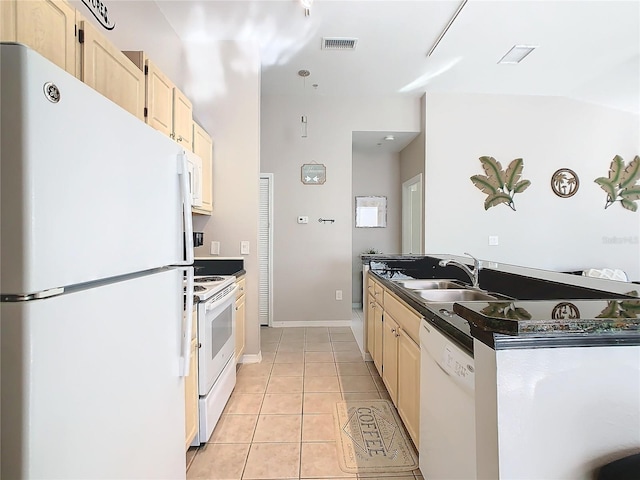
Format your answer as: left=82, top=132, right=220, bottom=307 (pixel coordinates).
left=191, top=40, right=261, bottom=358
left=400, top=95, right=426, bottom=185
left=261, top=95, right=420, bottom=325
left=352, top=150, right=401, bottom=305
left=424, top=93, right=640, bottom=280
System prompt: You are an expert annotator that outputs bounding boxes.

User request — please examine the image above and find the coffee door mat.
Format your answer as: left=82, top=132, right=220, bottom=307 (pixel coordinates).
left=334, top=399, right=418, bottom=474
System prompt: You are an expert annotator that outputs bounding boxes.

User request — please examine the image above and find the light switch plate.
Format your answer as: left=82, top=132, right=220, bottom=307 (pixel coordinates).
left=241, top=241, right=250, bottom=255
left=210, top=241, right=220, bottom=255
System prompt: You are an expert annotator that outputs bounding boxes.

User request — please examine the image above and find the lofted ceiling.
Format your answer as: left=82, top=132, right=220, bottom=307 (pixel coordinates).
left=156, top=0, right=640, bottom=151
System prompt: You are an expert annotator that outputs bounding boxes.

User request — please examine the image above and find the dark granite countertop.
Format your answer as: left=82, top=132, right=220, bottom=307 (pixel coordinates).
left=366, top=254, right=639, bottom=353
left=370, top=270, right=476, bottom=354
left=454, top=299, right=640, bottom=350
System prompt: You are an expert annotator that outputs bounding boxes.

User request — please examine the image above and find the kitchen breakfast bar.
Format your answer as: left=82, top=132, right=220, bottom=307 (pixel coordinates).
left=359, top=254, right=640, bottom=480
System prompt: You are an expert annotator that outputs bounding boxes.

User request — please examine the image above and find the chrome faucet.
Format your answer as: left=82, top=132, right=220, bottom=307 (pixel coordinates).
left=438, top=253, right=481, bottom=289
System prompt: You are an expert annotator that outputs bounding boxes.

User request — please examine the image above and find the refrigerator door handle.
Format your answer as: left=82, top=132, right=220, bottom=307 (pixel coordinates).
left=176, top=152, right=194, bottom=266
left=180, top=266, right=195, bottom=377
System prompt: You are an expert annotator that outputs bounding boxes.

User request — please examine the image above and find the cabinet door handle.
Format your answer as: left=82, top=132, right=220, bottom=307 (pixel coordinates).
left=176, top=135, right=184, bottom=142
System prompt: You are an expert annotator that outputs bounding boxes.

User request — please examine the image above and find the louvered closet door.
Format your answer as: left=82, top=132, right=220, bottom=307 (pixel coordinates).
left=259, top=175, right=273, bottom=326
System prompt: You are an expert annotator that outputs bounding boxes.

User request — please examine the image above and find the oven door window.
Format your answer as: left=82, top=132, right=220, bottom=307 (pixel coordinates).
left=210, top=302, right=233, bottom=360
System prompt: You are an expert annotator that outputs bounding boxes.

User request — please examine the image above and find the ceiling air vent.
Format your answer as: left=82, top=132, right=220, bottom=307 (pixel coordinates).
left=322, top=37, right=358, bottom=50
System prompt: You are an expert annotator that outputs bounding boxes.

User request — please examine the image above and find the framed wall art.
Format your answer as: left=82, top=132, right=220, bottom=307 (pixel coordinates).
left=355, top=196, right=387, bottom=228
left=301, top=163, right=326, bottom=185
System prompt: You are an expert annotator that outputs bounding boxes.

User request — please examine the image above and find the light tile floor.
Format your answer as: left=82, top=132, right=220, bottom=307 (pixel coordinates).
left=186, top=312, right=423, bottom=480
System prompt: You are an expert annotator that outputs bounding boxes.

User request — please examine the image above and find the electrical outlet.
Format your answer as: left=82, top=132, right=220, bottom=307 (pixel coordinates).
left=241, top=241, right=250, bottom=255
left=210, top=241, right=220, bottom=255
left=335, top=290, right=343, bottom=300
left=488, top=235, right=499, bottom=246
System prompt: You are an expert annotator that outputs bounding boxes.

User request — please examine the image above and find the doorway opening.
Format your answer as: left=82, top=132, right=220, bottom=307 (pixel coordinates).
left=402, top=173, right=423, bottom=254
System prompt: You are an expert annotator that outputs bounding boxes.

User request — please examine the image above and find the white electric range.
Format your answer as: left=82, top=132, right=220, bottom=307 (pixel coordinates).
left=186, top=274, right=238, bottom=444
left=191, top=275, right=236, bottom=301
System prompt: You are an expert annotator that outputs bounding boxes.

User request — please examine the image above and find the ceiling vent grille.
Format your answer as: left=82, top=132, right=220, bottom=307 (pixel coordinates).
left=322, top=37, right=358, bottom=50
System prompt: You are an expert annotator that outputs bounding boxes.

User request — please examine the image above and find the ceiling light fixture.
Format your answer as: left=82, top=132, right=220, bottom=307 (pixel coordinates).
left=298, top=69, right=311, bottom=88
left=384, top=135, right=395, bottom=141
left=498, top=45, right=538, bottom=64
left=300, top=0, right=312, bottom=16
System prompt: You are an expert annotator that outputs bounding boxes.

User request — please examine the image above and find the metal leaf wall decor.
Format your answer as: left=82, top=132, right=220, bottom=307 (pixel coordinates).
left=470, top=156, right=531, bottom=211
left=594, top=155, right=640, bottom=212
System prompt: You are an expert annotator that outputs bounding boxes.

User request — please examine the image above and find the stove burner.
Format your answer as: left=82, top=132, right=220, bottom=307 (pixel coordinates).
left=185, top=285, right=207, bottom=292
left=195, top=276, right=226, bottom=283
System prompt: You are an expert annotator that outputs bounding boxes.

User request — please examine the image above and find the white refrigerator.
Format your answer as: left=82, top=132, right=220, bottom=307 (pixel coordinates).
left=1, top=44, right=195, bottom=479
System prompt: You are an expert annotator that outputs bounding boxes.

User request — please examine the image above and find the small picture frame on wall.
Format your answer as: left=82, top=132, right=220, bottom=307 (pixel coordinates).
left=301, top=164, right=326, bottom=185
left=355, top=196, right=387, bottom=228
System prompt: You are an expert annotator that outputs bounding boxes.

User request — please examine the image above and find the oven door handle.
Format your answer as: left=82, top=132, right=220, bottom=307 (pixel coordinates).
left=180, top=266, right=195, bottom=377
left=205, top=284, right=239, bottom=311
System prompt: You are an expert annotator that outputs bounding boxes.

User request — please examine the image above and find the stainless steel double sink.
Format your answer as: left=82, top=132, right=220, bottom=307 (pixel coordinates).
left=391, top=278, right=499, bottom=302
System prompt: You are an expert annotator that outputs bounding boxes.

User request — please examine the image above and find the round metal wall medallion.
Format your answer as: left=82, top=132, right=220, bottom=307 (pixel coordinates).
left=43, top=82, right=60, bottom=103
left=552, top=302, right=581, bottom=320
left=551, top=168, right=579, bottom=198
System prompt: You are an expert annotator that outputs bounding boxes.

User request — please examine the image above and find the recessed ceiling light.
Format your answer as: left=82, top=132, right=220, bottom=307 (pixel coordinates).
left=298, top=69, right=310, bottom=77
left=498, top=45, right=538, bottom=64
left=384, top=135, right=395, bottom=141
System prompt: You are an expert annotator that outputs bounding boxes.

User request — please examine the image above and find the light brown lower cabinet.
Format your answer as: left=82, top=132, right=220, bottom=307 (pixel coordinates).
left=364, top=276, right=421, bottom=449
left=382, top=313, right=399, bottom=403
left=235, top=276, right=246, bottom=363
left=372, top=301, right=384, bottom=374
left=397, top=328, right=421, bottom=448
left=184, top=307, right=198, bottom=450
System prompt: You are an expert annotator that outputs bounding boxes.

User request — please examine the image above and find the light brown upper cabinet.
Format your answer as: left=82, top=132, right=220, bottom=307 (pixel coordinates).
left=123, top=51, right=193, bottom=149
left=172, top=89, right=193, bottom=150
left=123, top=52, right=173, bottom=136
left=192, top=122, right=213, bottom=215
left=0, top=0, right=77, bottom=76
left=79, top=19, right=144, bottom=121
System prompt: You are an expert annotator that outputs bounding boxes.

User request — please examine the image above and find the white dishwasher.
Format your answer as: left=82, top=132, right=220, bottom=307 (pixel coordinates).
left=419, top=318, right=476, bottom=479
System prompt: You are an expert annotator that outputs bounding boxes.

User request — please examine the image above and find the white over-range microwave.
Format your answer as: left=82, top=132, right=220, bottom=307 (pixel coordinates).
left=184, top=150, right=203, bottom=208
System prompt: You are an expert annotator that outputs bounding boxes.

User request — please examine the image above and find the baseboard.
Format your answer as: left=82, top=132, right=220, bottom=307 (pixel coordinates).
left=271, top=320, right=352, bottom=328
left=240, top=352, right=262, bottom=364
